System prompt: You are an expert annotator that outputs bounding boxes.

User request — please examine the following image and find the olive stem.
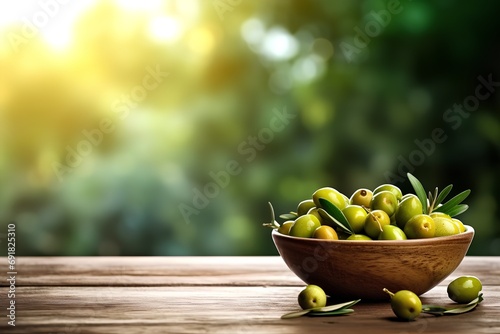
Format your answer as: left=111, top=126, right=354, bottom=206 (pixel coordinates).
left=268, top=202, right=276, bottom=222
left=427, top=187, right=439, bottom=214
left=427, top=190, right=434, bottom=214
left=383, top=288, right=394, bottom=298
left=262, top=202, right=280, bottom=229
left=368, top=211, right=383, bottom=232
left=262, top=222, right=280, bottom=229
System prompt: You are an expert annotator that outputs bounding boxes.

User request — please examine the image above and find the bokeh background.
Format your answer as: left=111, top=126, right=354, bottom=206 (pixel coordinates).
left=0, top=0, right=498, bottom=256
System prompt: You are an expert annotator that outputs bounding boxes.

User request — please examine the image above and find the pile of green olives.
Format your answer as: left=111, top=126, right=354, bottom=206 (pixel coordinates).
left=279, top=184, right=466, bottom=240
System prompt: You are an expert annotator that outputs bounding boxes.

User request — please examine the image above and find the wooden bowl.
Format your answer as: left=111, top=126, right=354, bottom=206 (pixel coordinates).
left=272, top=225, right=474, bottom=300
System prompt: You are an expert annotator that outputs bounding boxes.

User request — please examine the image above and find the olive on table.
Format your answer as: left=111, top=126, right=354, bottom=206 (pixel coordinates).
left=447, top=276, right=482, bottom=303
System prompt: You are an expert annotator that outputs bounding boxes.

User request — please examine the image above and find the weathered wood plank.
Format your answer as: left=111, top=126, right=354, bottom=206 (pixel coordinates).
left=0, top=256, right=498, bottom=287
left=0, top=256, right=303, bottom=287
left=0, top=286, right=498, bottom=333
left=0, top=257, right=498, bottom=333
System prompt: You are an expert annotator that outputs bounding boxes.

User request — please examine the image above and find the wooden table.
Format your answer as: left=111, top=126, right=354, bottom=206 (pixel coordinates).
left=0, top=256, right=499, bottom=333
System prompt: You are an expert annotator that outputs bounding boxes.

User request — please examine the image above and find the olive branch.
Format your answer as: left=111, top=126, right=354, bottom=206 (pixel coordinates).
left=407, top=173, right=470, bottom=217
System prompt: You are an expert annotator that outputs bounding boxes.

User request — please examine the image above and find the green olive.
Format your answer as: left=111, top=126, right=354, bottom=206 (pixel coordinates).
left=383, top=288, right=422, bottom=321
left=289, top=214, right=321, bottom=238
left=371, top=190, right=398, bottom=217
left=433, top=217, right=460, bottom=237
left=342, top=205, right=368, bottom=234
left=313, top=225, right=339, bottom=240
left=378, top=225, right=407, bottom=240
left=429, top=212, right=452, bottom=220
left=277, top=221, right=294, bottom=235
left=447, top=276, right=482, bottom=303
left=404, top=214, right=435, bottom=239
left=312, top=187, right=348, bottom=210
left=342, top=194, right=350, bottom=207
left=373, top=184, right=403, bottom=201
left=400, top=193, right=414, bottom=201
left=297, top=199, right=315, bottom=216
left=395, top=194, right=423, bottom=229
left=307, top=207, right=324, bottom=224
left=364, top=209, right=391, bottom=239
left=349, top=188, right=373, bottom=208
left=451, top=218, right=466, bottom=233
left=346, top=234, right=372, bottom=241
left=435, top=215, right=465, bottom=233
left=298, top=284, right=327, bottom=310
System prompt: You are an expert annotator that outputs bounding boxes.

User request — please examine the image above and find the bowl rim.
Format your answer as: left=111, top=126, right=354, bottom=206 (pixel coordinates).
left=272, top=224, right=474, bottom=245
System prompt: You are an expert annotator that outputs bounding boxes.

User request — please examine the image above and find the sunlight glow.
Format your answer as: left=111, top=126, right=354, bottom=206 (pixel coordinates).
left=241, top=18, right=265, bottom=50
left=43, top=26, right=72, bottom=51
left=0, top=2, right=37, bottom=28
left=260, top=27, right=298, bottom=61
left=292, top=55, right=325, bottom=83
left=149, top=16, right=183, bottom=43
left=0, top=0, right=97, bottom=51
left=188, top=27, right=215, bottom=55
left=114, top=0, right=163, bottom=12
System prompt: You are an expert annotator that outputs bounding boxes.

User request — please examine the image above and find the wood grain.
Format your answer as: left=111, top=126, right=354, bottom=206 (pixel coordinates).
left=0, top=256, right=499, bottom=333
left=0, top=256, right=303, bottom=287
left=0, top=285, right=498, bottom=334
left=1, top=256, right=499, bottom=287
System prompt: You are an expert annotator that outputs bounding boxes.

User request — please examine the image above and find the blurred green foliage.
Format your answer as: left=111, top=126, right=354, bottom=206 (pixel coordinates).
left=0, top=0, right=498, bottom=256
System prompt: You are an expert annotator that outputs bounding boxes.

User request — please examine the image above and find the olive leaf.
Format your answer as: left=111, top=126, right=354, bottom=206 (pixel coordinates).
left=407, top=173, right=427, bottom=214
left=279, top=212, right=298, bottom=220
left=281, top=299, right=360, bottom=319
left=436, top=184, right=453, bottom=206
left=406, top=173, right=470, bottom=217
left=308, top=308, right=354, bottom=316
left=434, top=190, right=471, bottom=216
left=443, top=303, right=479, bottom=314
left=444, top=204, right=469, bottom=217
left=318, top=198, right=354, bottom=234
left=422, top=293, right=483, bottom=316
left=281, top=309, right=311, bottom=319
left=313, top=299, right=360, bottom=312
left=421, top=305, right=449, bottom=315
left=317, top=209, right=353, bottom=235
